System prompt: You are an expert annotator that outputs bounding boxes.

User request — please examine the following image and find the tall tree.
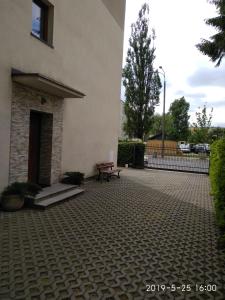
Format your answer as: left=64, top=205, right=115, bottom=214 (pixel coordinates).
left=196, top=0, right=225, bottom=66
left=123, top=4, right=161, bottom=140
left=149, top=113, right=172, bottom=137
left=168, top=97, right=190, bottom=141
left=190, top=105, right=213, bottom=143
left=208, top=127, right=225, bottom=141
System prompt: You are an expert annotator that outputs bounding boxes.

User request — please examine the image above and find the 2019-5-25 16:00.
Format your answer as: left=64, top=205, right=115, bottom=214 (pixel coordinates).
left=146, top=284, right=217, bottom=292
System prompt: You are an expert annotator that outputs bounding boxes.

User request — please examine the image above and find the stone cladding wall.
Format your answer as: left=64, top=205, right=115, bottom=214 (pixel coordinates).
left=9, top=83, right=63, bottom=184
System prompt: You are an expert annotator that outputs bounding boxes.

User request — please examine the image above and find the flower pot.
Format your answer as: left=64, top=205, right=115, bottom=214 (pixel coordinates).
left=24, top=195, right=36, bottom=207
left=0, top=195, right=24, bottom=211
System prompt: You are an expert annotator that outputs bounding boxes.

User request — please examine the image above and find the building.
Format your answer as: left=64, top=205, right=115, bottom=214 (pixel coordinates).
left=0, top=0, right=126, bottom=190
left=119, top=100, right=127, bottom=140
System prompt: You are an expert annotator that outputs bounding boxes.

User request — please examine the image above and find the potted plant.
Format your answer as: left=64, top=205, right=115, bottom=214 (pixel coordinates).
left=61, top=172, right=84, bottom=186
left=0, top=182, right=27, bottom=211
left=24, top=182, right=42, bottom=207
left=0, top=182, right=42, bottom=211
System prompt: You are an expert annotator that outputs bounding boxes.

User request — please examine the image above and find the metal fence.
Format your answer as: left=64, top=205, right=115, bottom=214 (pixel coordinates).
left=144, top=146, right=210, bottom=174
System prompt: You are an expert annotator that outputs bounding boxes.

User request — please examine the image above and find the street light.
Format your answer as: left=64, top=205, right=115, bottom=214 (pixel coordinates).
left=159, top=66, right=166, bottom=158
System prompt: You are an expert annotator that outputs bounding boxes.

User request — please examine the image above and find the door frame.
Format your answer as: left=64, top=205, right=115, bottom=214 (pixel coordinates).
left=28, top=110, right=42, bottom=184
left=28, top=110, right=53, bottom=185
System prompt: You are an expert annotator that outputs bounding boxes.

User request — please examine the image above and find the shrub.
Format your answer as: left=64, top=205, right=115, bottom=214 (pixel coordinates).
left=210, top=139, right=225, bottom=246
left=1, top=182, right=27, bottom=198
left=26, top=182, right=42, bottom=197
left=61, top=172, right=84, bottom=185
left=1, top=182, right=41, bottom=198
left=117, top=142, right=145, bottom=168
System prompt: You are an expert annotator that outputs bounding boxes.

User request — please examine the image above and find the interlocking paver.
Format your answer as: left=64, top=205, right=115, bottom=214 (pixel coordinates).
left=0, top=168, right=225, bottom=299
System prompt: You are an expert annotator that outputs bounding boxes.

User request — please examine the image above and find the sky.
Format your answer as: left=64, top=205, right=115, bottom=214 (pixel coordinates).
left=121, top=0, right=225, bottom=127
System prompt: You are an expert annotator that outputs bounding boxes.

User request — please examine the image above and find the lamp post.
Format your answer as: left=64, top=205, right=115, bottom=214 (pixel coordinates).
left=159, top=66, right=166, bottom=158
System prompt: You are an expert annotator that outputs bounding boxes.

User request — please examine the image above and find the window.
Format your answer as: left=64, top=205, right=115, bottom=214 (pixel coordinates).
left=31, top=0, right=54, bottom=46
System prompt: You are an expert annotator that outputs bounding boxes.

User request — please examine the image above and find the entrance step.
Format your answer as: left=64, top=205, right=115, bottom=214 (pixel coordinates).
left=33, top=183, right=84, bottom=209
left=35, top=183, right=78, bottom=201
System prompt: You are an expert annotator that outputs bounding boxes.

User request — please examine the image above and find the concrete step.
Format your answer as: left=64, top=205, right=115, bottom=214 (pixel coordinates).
left=34, top=188, right=84, bottom=209
left=35, top=183, right=78, bottom=201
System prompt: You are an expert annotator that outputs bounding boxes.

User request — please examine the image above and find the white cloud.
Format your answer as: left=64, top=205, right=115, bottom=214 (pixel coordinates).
left=122, top=0, right=225, bottom=127
left=175, top=91, right=207, bottom=99
left=188, top=65, right=225, bottom=87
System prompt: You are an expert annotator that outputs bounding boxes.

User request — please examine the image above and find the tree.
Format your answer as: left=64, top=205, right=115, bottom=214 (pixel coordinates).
left=208, top=127, right=225, bottom=141
left=149, top=114, right=162, bottom=136
left=190, top=105, right=213, bottom=143
left=196, top=0, right=225, bottom=66
left=149, top=113, right=172, bottom=137
left=168, top=97, right=190, bottom=141
left=122, top=4, right=161, bottom=140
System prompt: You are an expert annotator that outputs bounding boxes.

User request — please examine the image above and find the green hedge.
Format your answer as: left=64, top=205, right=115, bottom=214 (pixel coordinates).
left=117, top=142, right=145, bottom=168
left=210, top=139, right=225, bottom=246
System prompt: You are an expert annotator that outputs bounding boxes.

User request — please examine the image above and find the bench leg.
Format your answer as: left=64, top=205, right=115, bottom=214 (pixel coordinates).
left=97, top=171, right=103, bottom=182
left=107, top=174, right=110, bottom=182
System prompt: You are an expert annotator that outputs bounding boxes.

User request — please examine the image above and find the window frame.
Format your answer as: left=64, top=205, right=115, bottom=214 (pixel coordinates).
left=31, top=0, right=54, bottom=48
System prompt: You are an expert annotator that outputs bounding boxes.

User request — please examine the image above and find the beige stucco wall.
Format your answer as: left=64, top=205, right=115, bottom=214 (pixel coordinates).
left=102, top=0, right=126, bottom=29
left=0, top=0, right=125, bottom=190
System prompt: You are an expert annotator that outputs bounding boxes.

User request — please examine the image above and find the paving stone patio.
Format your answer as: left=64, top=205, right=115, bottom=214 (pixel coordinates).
left=0, top=168, right=225, bottom=300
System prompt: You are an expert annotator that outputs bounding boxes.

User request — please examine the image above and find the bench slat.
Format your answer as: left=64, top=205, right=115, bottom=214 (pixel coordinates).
left=96, top=162, right=114, bottom=169
left=96, top=161, right=121, bottom=182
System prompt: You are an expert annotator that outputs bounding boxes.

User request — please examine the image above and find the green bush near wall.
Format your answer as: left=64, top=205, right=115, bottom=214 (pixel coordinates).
left=118, top=142, right=145, bottom=168
left=210, top=138, right=225, bottom=246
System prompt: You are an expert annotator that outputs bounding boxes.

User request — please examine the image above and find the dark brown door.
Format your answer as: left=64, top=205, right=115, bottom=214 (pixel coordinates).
left=28, top=111, right=41, bottom=183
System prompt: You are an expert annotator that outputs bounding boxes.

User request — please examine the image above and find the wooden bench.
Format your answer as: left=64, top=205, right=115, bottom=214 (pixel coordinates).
left=96, top=162, right=121, bottom=182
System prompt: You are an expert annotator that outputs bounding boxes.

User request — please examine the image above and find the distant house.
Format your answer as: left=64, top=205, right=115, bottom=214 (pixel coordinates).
left=148, top=133, right=166, bottom=140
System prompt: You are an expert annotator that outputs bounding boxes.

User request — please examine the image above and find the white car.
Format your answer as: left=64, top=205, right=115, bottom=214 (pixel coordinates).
left=204, top=144, right=210, bottom=153
left=195, top=144, right=210, bottom=154
left=178, top=141, right=190, bottom=153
